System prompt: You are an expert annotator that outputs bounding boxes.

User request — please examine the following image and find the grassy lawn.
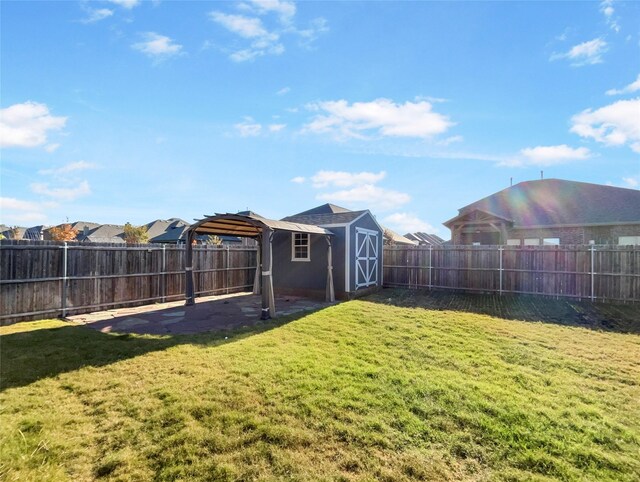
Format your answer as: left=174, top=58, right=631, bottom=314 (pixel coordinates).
left=1, top=291, right=639, bottom=481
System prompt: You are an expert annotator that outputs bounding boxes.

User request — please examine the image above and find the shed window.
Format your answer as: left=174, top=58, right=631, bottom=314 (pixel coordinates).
left=506, top=239, right=521, bottom=246
left=524, top=238, right=540, bottom=246
left=292, top=233, right=310, bottom=261
left=543, top=238, right=560, bottom=245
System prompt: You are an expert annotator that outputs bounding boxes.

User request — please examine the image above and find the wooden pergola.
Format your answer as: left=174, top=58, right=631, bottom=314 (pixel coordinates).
left=185, top=213, right=334, bottom=319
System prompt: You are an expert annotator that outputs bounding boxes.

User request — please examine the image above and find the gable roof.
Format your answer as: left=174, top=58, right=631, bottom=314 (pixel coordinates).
left=79, top=224, right=125, bottom=243
left=405, top=232, right=446, bottom=245
left=291, top=203, right=353, bottom=216
left=445, top=179, right=640, bottom=228
left=145, top=218, right=189, bottom=240
left=384, top=228, right=418, bottom=245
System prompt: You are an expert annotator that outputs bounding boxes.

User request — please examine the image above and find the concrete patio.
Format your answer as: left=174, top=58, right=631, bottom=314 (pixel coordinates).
left=68, top=292, right=337, bottom=335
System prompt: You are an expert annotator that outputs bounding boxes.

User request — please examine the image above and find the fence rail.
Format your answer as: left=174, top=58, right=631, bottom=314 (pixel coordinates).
left=383, top=245, right=640, bottom=302
left=0, top=240, right=258, bottom=324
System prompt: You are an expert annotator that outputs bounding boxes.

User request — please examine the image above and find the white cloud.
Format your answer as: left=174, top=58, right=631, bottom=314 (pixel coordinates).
left=303, top=98, right=454, bottom=140
left=234, top=118, right=262, bottom=137
left=132, top=32, right=183, bottom=60
left=0, top=197, right=57, bottom=225
left=383, top=213, right=436, bottom=234
left=606, top=74, right=640, bottom=96
left=107, top=0, right=140, bottom=9
left=81, top=8, right=114, bottom=24
left=31, top=180, right=91, bottom=202
left=209, top=4, right=326, bottom=62
left=437, top=135, right=463, bottom=146
left=276, top=86, right=291, bottom=96
left=550, top=38, right=607, bottom=66
left=570, top=98, right=640, bottom=153
left=268, top=123, right=286, bottom=132
left=209, top=12, right=269, bottom=38
left=622, top=176, right=639, bottom=188
left=510, top=144, right=592, bottom=166
left=38, top=161, right=96, bottom=177
left=44, top=143, right=60, bottom=153
left=0, top=101, right=67, bottom=149
left=317, top=184, right=409, bottom=211
left=290, top=176, right=305, bottom=184
left=248, top=0, right=296, bottom=24
left=306, top=169, right=408, bottom=211
left=310, top=170, right=386, bottom=188
left=600, top=0, right=620, bottom=32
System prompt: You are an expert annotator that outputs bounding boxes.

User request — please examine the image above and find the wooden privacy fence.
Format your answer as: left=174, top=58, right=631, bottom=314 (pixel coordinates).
left=0, top=240, right=258, bottom=324
left=383, top=245, right=640, bottom=303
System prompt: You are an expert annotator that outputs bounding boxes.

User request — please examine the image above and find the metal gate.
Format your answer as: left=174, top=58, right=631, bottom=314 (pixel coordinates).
left=355, top=227, right=378, bottom=289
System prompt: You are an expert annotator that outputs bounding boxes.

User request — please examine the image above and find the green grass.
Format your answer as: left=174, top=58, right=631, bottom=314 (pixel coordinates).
left=1, top=292, right=639, bottom=481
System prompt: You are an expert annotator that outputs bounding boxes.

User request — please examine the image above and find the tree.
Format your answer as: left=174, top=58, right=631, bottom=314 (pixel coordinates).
left=202, top=235, right=222, bottom=246
left=123, top=223, right=149, bottom=244
left=49, top=224, right=79, bottom=241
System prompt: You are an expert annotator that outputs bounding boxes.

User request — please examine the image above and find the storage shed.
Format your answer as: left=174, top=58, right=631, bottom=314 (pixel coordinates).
left=184, top=204, right=383, bottom=318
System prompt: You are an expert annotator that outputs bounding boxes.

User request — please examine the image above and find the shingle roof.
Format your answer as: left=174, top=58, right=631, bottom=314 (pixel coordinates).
left=282, top=203, right=365, bottom=225
left=384, top=228, right=418, bottom=245
left=145, top=218, right=189, bottom=240
left=290, top=203, right=353, bottom=216
left=405, top=232, right=446, bottom=245
left=79, top=224, right=125, bottom=243
left=446, top=179, right=640, bottom=227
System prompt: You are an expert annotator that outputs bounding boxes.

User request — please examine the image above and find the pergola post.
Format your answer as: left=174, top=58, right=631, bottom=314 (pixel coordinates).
left=252, top=235, right=261, bottom=295
left=326, top=236, right=335, bottom=302
left=261, top=228, right=276, bottom=319
left=185, top=229, right=195, bottom=306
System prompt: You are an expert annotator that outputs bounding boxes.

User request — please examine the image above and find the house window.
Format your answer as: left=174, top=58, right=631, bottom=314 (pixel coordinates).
left=543, top=238, right=560, bottom=245
left=524, top=238, right=540, bottom=246
left=618, top=236, right=640, bottom=245
left=506, top=239, right=521, bottom=246
left=292, top=233, right=310, bottom=261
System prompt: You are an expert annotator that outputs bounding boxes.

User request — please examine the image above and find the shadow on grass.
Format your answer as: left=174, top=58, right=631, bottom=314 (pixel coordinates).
left=0, top=309, right=312, bottom=392
left=366, top=288, right=640, bottom=334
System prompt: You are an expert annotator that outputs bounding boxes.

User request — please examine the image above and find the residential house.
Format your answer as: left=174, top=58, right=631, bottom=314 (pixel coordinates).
left=444, top=179, right=640, bottom=245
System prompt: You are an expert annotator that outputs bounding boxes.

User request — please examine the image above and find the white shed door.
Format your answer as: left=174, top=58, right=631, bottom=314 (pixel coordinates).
left=355, top=228, right=378, bottom=289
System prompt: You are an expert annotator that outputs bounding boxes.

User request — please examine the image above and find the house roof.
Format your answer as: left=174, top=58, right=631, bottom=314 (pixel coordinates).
left=145, top=218, right=189, bottom=240
left=444, top=179, right=640, bottom=228
left=79, top=224, right=126, bottom=243
left=384, top=228, right=418, bottom=245
left=405, top=232, right=446, bottom=245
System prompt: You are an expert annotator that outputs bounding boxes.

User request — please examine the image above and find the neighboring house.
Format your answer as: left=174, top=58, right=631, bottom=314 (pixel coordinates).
left=77, top=224, right=126, bottom=243
left=146, top=218, right=189, bottom=242
left=444, top=179, right=640, bottom=245
left=383, top=228, right=418, bottom=246
left=404, top=232, right=447, bottom=246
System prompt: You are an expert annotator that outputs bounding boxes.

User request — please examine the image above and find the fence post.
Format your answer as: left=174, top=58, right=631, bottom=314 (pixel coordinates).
left=590, top=244, right=595, bottom=302
left=499, top=246, right=503, bottom=295
left=61, top=242, right=68, bottom=318
left=428, top=245, right=433, bottom=290
left=225, top=245, right=230, bottom=294
left=161, top=244, right=166, bottom=303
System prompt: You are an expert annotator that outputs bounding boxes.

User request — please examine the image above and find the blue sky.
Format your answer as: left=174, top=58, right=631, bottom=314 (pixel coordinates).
left=1, top=0, right=639, bottom=237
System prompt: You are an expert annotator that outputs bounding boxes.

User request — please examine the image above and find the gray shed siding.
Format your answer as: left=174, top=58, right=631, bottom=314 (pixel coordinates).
left=271, top=231, right=332, bottom=297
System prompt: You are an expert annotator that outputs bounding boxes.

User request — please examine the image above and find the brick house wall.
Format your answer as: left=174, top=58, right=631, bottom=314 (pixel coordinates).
left=455, top=224, right=640, bottom=245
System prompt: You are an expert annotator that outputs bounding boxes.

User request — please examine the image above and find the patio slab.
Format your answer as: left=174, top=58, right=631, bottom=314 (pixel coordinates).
left=68, top=292, right=337, bottom=335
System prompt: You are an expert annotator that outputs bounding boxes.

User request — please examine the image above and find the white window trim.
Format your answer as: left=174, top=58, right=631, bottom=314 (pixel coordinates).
left=291, top=233, right=310, bottom=262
